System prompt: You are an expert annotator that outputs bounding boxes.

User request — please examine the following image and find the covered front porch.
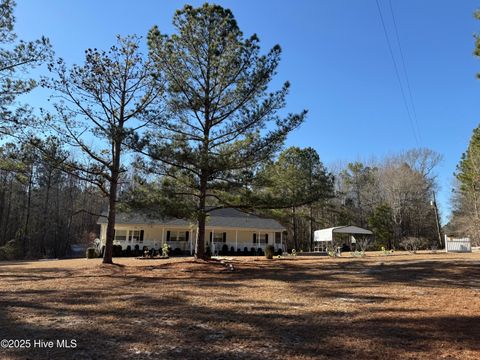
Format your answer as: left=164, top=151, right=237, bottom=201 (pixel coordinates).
left=100, top=224, right=286, bottom=255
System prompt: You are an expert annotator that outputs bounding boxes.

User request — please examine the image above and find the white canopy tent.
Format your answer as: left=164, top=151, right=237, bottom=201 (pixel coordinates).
left=313, top=226, right=373, bottom=252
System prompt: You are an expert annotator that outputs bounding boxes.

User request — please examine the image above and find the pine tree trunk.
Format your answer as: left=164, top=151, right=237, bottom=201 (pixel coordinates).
left=196, top=211, right=206, bottom=259
left=3, top=179, right=13, bottom=245
left=23, top=166, right=34, bottom=256
left=103, top=142, right=121, bottom=264
left=0, top=174, right=6, bottom=246
left=293, top=206, right=298, bottom=250
left=195, top=174, right=207, bottom=259
left=310, top=205, right=314, bottom=251
left=40, top=174, right=52, bottom=256
left=103, top=181, right=117, bottom=264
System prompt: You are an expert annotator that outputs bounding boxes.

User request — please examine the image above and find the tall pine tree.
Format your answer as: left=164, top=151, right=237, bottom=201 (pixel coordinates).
left=143, top=4, right=306, bottom=259
left=44, top=36, right=162, bottom=264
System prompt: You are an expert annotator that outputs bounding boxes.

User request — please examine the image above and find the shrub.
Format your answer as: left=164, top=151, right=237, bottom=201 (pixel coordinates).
left=124, top=245, right=132, bottom=257
left=141, top=246, right=150, bottom=257
left=400, top=237, right=427, bottom=253
left=113, top=245, right=123, bottom=257
left=230, top=246, right=235, bottom=255
left=86, top=247, right=97, bottom=259
left=236, top=248, right=243, bottom=256
left=172, top=247, right=183, bottom=256
left=0, top=240, right=19, bottom=260
left=257, top=248, right=264, bottom=256
left=0, top=247, right=8, bottom=260
left=221, top=244, right=229, bottom=255
left=265, top=245, right=275, bottom=259
left=250, top=247, right=256, bottom=255
left=133, top=245, right=140, bottom=256
left=244, top=247, right=249, bottom=255
left=356, top=236, right=372, bottom=253
left=162, top=243, right=169, bottom=257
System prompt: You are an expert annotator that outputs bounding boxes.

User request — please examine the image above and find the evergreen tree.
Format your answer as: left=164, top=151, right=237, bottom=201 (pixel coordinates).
left=456, top=125, right=480, bottom=209
left=0, top=0, right=51, bottom=133
left=451, top=125, right=480, bottom=242
left=339, top=162, right=377, bottom=228
left=450, top=11, right=480, bottom=243
left=258, top=147, right=333, bottom=250
left=143, top=4, right=306, bottom=258
left=44, top=36, right=162, bottom=264
left=368, top=203, right=394, bottom=249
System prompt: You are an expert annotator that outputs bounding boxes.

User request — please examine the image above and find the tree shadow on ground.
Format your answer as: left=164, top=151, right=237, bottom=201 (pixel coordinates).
left=1, top=257, right=480, bottom=359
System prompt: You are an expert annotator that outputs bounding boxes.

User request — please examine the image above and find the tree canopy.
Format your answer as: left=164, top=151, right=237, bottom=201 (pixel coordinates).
left=44, top=35, right=163, bottom=263
left=0, top=0, right=51, bottom=134
left=140, top=4, right=307, bottom=258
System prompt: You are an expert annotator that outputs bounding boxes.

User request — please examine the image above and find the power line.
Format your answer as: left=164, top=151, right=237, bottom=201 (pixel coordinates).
left=375, top=0, right=420, bottom=146
left=388, top=0, right=422, bottom=142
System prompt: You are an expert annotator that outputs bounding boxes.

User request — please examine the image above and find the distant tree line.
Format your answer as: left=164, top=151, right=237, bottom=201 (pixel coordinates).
left=332, top=149, right=442, bottom=250
left=0, top=1, right=452, bottom=260
left=0, top=140, right=105, bottom=258
left=248, top=147, right=442, bottom=251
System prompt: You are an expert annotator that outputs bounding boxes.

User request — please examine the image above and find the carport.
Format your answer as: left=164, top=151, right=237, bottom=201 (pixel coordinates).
left=313, top=226, right=373, bottom=252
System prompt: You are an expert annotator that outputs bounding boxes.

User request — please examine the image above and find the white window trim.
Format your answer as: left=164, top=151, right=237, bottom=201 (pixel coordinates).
left=115, top=229, right=143, bottom=243
left=168, top=230, right=188, bottom=242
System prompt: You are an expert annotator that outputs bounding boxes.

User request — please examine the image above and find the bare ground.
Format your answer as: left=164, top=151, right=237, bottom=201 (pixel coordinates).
left=1, top=252, right=480, bottom=359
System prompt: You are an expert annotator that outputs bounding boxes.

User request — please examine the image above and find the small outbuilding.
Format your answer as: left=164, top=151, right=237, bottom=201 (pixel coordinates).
left=444, top=235, right=471, bottom=253
left=313, top=226, right=373, bottom=252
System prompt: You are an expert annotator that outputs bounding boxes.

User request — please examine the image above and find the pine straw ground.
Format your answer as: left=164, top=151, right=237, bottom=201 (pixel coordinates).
left=1, top=252, right=480, bottom=360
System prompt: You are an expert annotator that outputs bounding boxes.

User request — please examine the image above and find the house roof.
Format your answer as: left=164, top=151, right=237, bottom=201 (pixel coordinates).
left=314, top=226, right=373, bottom=242
left=97, top=207, right=286, bottom=231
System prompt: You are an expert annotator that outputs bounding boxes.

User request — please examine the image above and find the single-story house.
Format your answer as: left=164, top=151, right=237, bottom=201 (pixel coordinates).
left=97, top=208, right=286, bottom=255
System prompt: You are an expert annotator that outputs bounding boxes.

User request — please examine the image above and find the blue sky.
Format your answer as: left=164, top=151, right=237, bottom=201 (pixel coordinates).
left=13, top=1, right=480, bottom=223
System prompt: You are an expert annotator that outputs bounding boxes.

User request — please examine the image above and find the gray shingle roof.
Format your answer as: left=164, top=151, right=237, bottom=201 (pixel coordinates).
left=97, top=208, right=285, bottom=231
left=331, top=226, right=373, bottom=235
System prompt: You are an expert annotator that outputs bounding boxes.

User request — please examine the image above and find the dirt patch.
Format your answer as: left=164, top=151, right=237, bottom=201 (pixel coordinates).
left=0, top=253, right=479, bottom=359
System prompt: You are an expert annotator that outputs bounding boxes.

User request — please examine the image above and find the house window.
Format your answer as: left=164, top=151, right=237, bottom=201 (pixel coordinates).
left=259, top=234, right=268, bottom=244
left=214, top=232, right=225, bottom=243
left=167, top=231, right=189, bottom=241
left=177, top=231, right=186, bottom=242
left=115, top=229, right=143, bottom=242
left=130, top=230, right=143, bottom=243
left=253, top=233, right=268, bottom=244
left=209, top=232, right=226, bottom=243
left=114, top=230, right=127, bottom=241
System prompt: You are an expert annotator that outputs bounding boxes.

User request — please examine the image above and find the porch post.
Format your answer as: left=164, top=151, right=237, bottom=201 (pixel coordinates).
left=212, top=228, right=215, bottom=255
left=235, top=230, right=238, bottom=251
left=281, top=231, right=283, bottom=251
left=258, top=231, right=260, bottom=251
left=189, top=229, right=193, bottom=255
left=162, top=228, right=165, bottom=245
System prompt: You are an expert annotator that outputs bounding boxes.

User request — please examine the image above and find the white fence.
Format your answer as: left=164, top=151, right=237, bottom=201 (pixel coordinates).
left=445, top=235, right=471, bottom=253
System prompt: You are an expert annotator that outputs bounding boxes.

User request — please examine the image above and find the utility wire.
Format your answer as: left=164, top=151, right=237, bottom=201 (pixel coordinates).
left=375, top=0, right=420, bottom=146
left=388, top=0, right=422, bottom=142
